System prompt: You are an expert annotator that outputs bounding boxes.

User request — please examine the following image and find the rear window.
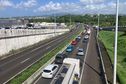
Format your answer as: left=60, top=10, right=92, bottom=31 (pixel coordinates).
left=43, top=70, right=51, bottom=73
left=78, top=49, right=83, bottom=52
left=56, top=57, right=62, bottom=59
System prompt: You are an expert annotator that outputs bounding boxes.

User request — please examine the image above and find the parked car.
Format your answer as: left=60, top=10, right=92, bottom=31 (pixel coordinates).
left=77, top=48, right=84, bottom=56
left=42, top=64, right=59, bottom=78
left=66, top=45, right=74, bottom=52
left=54, top=53, right=67, bottom=64
left=71, top=40, right=77, bottom=45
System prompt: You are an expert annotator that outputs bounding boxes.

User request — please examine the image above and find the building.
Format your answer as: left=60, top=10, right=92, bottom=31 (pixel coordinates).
left=0, top=19, right=29, bottom=27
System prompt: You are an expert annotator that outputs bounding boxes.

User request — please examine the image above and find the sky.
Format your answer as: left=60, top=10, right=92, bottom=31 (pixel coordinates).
left=0, top=0, right=126, bottom=17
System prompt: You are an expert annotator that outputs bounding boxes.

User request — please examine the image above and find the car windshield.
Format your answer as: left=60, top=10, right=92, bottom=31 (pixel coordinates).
left=43, top=70, right=51, bottom=73
left=56, top=56, right=62, bottom=59
left=67, top=46, right=72, bottom=49
left=79, top=50, right=83, bottom=52
left=78, top=49, right=83, bottom=52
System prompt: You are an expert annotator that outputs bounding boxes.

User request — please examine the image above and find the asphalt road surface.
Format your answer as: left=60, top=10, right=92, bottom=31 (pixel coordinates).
left=34, top=28, right=88, bottom=84
left=80, top=27, right=105, bottom=84
left=0, top=25, right=81, bottom=84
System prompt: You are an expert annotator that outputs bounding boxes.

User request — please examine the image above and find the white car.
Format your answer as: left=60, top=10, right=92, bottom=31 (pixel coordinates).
left=42, top=64, right=59, bottom=78
left=87, top=29, right=91, bottom=34
left=77, top=48, right=84, bottom=56
left=84, top=35, right=89, bottom=40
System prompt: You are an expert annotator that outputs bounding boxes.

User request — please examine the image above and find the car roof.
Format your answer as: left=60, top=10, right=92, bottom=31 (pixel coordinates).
left=44, top=64, right=58, bottom=70
left=56, top=53, right=66, bottom=57
left=68, top=45, right=73, bottom=47
left=78, top=48, right=83, bottom=51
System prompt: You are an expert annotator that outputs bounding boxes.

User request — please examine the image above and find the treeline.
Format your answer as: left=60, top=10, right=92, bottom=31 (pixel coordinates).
left=29, top=14, right=126, bottom=27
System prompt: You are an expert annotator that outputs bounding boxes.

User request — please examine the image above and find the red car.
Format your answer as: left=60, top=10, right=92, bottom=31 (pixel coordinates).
left=71, top=40, right=77, bottom=45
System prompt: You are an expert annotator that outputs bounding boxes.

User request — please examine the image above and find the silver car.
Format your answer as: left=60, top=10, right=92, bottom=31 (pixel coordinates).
left=77, top=48, right=84, bottom=56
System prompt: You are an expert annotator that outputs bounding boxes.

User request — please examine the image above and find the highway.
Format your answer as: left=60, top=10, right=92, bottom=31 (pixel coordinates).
left=0, top=25, right=81, bottom=84
left=0, top=25, right=107, bottom=84
left=34, top=27, right=87, bottom=84
left=34, top=27, right=106, bottom=84
left=80, top=27, right=106, bottom=84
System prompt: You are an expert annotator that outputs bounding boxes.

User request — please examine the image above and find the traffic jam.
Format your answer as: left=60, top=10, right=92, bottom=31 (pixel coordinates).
left=39, top=27, right=91, bottom=84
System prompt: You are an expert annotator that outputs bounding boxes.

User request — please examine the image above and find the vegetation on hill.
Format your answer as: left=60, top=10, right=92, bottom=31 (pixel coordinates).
left=99, top=31, right=126, bottom=84
left=29, top=14, right=126, bottom=27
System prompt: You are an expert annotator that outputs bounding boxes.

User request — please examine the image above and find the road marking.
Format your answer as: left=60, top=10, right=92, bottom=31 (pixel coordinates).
left=0, top=34, right=66, bottom=67
left=3, top=29, right=78, bottom=84
left=58, top=40, right=61, bottom=43
left=33, top=75, right=42, bottom=84
left=79, top=28, right=92, bottom=84
left=20, top=58, right=30, bottom=64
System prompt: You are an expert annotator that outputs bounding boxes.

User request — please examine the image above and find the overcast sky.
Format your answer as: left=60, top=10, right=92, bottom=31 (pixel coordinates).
left=0, top=0, right=126, bottom=17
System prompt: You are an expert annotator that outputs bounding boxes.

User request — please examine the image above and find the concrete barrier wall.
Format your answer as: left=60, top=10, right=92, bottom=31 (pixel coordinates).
left=0, top=29, right=69, bottom=56
left=0, top=29, right=68, bottom=38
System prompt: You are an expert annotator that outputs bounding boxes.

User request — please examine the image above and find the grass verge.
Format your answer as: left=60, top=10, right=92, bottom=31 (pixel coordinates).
left=8, top=29, right=82, bottom=84
left=99, top=31, right=126, bottom=84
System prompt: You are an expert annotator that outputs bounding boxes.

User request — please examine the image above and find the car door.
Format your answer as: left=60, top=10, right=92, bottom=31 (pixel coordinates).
left=52, top=66, right=58, bottom=75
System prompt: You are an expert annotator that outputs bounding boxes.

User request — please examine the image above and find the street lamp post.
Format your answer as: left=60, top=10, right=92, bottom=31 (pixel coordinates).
left=54, top=13, right=56, bottom=36
left=70, top=14, right=72, bottom=29
left=97, top=13, right=100, bottom=37
left=113, top=0, right=119, bottom=84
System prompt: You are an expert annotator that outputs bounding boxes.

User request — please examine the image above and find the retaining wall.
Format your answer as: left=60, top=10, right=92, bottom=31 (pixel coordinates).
left=0, top=29, right=69, bottom=56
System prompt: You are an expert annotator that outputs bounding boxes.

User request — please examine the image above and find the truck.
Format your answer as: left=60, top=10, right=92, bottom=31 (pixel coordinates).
left=50, top=58, right=80, bottom=84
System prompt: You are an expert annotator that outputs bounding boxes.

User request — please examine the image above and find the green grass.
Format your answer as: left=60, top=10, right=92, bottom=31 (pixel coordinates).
left=99, top=31, right=126, bottom=84
left=8, top=29, right=82, bottom=84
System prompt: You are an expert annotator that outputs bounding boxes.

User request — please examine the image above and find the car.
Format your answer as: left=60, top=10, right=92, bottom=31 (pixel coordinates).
left=42, top=64, right=59, bottom=78
left=84, top=35, right=89, bottom=40
left=77, top=48, right=84, bottom=56
left=81, top=32, right=84, bottom=35
left=71, top=40, right=77, bottom=45
left=77, top=36, right=81, bottom=39
left=66, top=45, right=73, bottom=52
left=54, top=53, right=67, bottom=64
left=83, top=38, right=88, bottom=43
left=87, top=29, right=91, bottom=35
left=75, top=36, right=81, bottom=42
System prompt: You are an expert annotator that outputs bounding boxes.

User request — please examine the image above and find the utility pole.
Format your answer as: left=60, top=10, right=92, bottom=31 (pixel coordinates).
left=97, top=13, right=100, bottom=37
left=54, top=13, right=56, bottom=36
left=113, top=0, right=119, bottom=84
left=70, top=14, right=72, bottom=29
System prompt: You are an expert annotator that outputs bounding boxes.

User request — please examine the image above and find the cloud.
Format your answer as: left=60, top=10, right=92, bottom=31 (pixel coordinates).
left=35, top=1, right=82, bottom=14
left=0, top=0, right=13, bottom=9
left=15, top=0, right=37, bottom=9
left=36, top=1, right=62, bottom=12
left=80, top=0, right=105, bottom=4
left=36, top=1, right=126, bottom=14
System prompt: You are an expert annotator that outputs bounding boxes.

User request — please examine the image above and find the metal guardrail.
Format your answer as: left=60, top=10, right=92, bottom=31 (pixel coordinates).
left=96, top=37, right=108, bottom=84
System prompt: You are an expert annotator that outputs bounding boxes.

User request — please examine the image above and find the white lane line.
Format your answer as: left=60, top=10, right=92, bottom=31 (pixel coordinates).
left=58, top=40, right=61, bottom=43
left=79, top=29, right=92, bottom=84
left=20, top=58, right=30, bottom=64
left=33, top=75, right=42, bottom=84
left=46, top=46, right=51, bottom=50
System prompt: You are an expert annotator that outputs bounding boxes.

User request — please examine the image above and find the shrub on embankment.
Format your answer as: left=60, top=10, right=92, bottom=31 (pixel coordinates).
left=99, top=31, right=126, bottom=84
